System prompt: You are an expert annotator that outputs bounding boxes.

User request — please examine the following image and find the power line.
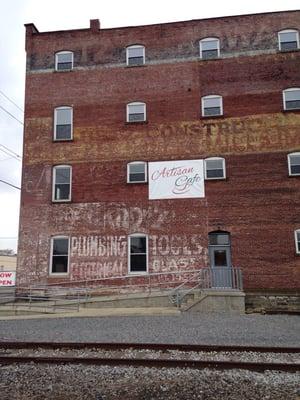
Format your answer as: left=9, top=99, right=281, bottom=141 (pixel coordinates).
left=0, top=105, right=24, bottom=126
left=0, top=179, right=21, bottom=190
left=0, top=148, right=20, bottom=162
left=0, top=144, right=21, bottom=159
left=0, top=144, right=22, bottom=162
left=0, top=148, right=21, bottom=163
left=0, top=90, right=24, bottom=113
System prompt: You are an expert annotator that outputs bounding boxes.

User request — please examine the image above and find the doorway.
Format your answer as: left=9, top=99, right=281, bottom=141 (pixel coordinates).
left=208, top=231, right=232, bottom=288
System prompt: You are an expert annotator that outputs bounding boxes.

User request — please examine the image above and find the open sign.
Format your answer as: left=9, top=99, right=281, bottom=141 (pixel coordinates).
left=0, top=271, right=16, bottom=286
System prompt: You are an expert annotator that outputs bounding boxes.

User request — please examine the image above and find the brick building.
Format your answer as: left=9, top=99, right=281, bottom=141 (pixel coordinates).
left=18, top=11, right=300, bottom=308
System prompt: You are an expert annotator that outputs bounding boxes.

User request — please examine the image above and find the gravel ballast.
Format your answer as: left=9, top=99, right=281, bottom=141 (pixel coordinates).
left=0, top=314, right=299, bottom=346
left=0, top=363, right=299, bottom=400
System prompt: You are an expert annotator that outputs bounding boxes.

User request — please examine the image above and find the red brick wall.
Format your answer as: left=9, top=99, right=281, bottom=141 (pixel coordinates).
left=18, top=11, right=300, bottom=290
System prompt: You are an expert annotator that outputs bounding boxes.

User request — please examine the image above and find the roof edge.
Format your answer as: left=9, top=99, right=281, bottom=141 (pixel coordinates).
left=25, top=9, right=300, bottom=36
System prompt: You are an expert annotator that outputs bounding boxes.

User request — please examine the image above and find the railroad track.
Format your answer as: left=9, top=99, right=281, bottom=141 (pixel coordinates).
left=0, top=342, right=299, bottom=373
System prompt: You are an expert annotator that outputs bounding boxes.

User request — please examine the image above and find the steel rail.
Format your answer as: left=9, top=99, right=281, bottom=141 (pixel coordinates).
left=0, top=341, right=299, bottom=353
left=0, top=355, right=299, bottom=373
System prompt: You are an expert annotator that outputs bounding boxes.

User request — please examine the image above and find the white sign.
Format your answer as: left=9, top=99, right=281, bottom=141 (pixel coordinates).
left=0, top=271, right=16, bottom=286
left=149, top=160, right=205, bottom=199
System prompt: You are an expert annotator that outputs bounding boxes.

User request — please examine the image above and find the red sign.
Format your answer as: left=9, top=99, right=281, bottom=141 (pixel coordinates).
left=0, top=271, right=16, bottom=286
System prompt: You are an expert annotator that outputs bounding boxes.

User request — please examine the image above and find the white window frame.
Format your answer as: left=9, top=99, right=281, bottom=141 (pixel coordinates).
left=278, top=29, right=299, bottom=51
left=201, top=95, right=223, bottom=117
left=52, top=165, right=72, bottom=202
left=128, top=233, right=148, bottom=275
left=282, top=88, right=300, bottom=111
left=49, top=235, right=70, bottom=276
left=126, top=102, right=146, bottom=122
left=294, top=230, right=300, bottom=254
left=127, top=161, right=148, bottom=183
left=126, top=45, right=145, bottom=66
left=55, top=51, right=74, bottom=71
left=199, top=37, right=220, bottom=59
left=288, top=152, right=300, bottom=176
left=205, top=157, right=226, bottom=180
left=54, top=106, right=73, bottom=141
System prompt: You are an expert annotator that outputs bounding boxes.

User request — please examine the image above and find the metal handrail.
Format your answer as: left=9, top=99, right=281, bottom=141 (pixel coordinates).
left=11, top=268, right=243, bottom=311
left=170, top=267, right=243, bottom=308
left=0, top=295, right=81, bottom=313
left=37, top=269, right=203, bottom=287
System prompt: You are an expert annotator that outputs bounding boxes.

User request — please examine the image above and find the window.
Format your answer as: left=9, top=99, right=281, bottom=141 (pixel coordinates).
left=288, top=153, right=300, bottom=176
left=127, top=102, right=146, bottom=122
left=205, top=157, right=226, bottom=179
left=278, top=30, right=299, bottom=51
left=199, top=37, right=220, bottom=59
left=52, top=165, right=72, bottom=202
left=202, top=95, right=223, bottom=117
left=55, top=51, right=74, bottom=71
left=209, top=231, right=230, bottom=246
left=283, top=88, right=300, bottom=111
left=54, top=106, right=73, bottom=140
left=126, top=45, right=145, bottom=66
left=50, top=236, right=69, bottom=274
left=127, top=162, right=147, bottom=183
left=295, top=230, right=300, bottom=254
left=128, top=234, right=148, bottom=273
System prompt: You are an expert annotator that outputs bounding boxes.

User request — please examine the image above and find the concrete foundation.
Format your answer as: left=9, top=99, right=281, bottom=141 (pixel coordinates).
left=185, top=290, right=245, bottom=314
left=245, top=291, right=300, bottom=313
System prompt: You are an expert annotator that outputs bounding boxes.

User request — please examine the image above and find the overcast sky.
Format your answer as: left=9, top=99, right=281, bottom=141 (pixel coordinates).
left=0, top=0, right=299, bottom=252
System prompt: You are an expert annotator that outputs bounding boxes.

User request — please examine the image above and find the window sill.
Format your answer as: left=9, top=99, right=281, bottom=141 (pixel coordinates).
left=53, top=138, right=73, bottom=143
left=125, top=120, right=148, bottom=125
left=52, top=200, right=72, bottom=204
left=282, top=109, right=300, bottom=113
left=200, top=114, right=224, bottom=120
left=205, top=177, right=227, bottom=181
left=125, top=64, right=147, bottom=68
left=278, top=48, right=300, bottom=54
left=127, top=271, right=148, bottom=276
left=48, top=273, right=69, bottom=277
left=54, top=69, right=74, bottom=73
left=199, top=57, right=221, bottom=61
left=127, top=181, right=148, bottom=184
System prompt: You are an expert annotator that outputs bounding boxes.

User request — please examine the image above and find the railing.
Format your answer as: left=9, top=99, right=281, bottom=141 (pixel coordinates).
left=0, top=286, right=92, bottom=314
left=170, top=267, right=243, bottom=308
left=21, top=269, right=206, bottom=296
left=10, top=268, right=243, bottom=312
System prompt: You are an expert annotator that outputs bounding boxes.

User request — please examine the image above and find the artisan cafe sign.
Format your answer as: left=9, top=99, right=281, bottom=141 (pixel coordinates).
left=149, top=160, right=205, bottom=199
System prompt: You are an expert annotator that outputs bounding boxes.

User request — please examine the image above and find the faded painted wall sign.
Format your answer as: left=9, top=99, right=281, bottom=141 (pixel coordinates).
left=152, top=113, right=300, bottom=155
left=69, top=234, right=207, bottom=280
left=149, top=160, right=205, bottom=199
left=71, top=236, right=127, bottom=257
left=25, top=113, right=300, bottom=165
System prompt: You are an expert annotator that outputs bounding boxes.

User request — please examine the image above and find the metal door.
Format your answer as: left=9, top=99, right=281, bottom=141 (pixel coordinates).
left=209, top=246, right=232, bottom=288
